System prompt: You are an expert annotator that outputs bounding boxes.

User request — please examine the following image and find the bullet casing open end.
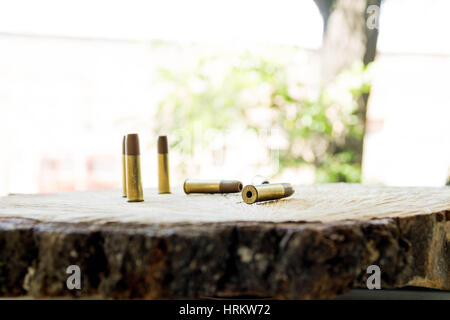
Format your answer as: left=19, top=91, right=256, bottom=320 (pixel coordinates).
left=242, top=183, right=295, bottom=204
left=183, top=179, right=243, bottom=194
left=242, top=185, right=258, bottom=204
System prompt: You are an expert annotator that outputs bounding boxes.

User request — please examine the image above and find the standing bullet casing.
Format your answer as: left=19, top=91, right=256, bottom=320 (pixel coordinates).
left=122, top=135, right=127, bottom=198
left=126, top=134, right=144, bottom=202
left=184, top=179, right=243, bottom=194
left=252, top=175, right=269, bottom=185
left=157, top=135, right=170, bottom=194
left=242, top=183, right=295, bottom=204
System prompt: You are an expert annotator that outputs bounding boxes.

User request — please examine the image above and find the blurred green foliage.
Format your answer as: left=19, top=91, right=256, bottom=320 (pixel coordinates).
left=155, top=52, right=371, bottom=182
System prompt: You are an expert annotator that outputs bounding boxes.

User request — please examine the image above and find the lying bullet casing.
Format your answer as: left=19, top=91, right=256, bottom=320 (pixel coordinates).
left=122, top=135, right=127, bottom=198
left=242, top=183, right=294, bottom=204
left=252, top=175, right=269, bottom=185
left=126, top=134, right=144, bottom=202
left=183, top=179, right=243, bottom=194
left=157, top=135, right=170, bottom=194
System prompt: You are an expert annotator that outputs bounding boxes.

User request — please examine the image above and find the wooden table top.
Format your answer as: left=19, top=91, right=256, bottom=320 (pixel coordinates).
left=1, top=184, right=449, bottom=225
left=0, top=184, right=449, bottom=299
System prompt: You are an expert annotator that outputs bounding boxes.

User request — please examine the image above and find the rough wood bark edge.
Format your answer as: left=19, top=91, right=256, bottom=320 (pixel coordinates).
left=1, top=211, right=449, bottom=299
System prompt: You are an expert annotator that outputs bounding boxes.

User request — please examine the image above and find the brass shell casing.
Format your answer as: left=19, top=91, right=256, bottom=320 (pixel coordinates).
left=122, top=155, right=127, bottom=197
left=122, top=135, right=127, bottom=197
left=157, top=136, right=170, bottom=194
left=183, top=179, right=243, bottom=194
left=126, top=155, right=144, bottom=202
left=242, top=183, right=295, bottom=204
left=158, top=153, right=170, bottom=194
left=125, top=134, right=143, bottom=202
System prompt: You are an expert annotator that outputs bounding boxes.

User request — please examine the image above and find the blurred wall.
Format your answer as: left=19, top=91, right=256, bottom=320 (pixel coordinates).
left=0, top=34, right=155, bottom=195
left=0, top=34, right=320, bottom=195
left=363, top=52, right=450, bottom=186
left=1, top=0, right=449, bottom=195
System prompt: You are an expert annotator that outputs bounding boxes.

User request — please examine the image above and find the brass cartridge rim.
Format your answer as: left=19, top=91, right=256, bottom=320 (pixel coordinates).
left=242, top=185, right=258, bottom=204
left=183, top=179, right=189, bottom=194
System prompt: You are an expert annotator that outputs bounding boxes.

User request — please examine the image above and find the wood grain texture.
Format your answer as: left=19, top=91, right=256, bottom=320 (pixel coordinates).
left=0, top=184, right=449, bottom=299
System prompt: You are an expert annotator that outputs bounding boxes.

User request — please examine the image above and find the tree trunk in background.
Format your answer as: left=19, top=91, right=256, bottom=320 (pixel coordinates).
left=314, top=0, right=381, bottom=169
left=314, top=0, right=381, bottom=81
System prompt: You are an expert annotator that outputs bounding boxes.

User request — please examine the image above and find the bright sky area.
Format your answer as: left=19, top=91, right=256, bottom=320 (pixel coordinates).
left=1, top=0, right=450, bottom=53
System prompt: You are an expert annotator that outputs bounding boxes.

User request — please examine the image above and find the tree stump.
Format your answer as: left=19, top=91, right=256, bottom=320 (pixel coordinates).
left=0, top=184, right=449, bottom=299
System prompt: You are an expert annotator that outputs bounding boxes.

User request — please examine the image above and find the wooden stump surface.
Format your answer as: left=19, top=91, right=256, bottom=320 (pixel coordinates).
left=0, top=184, right=449, bottom=299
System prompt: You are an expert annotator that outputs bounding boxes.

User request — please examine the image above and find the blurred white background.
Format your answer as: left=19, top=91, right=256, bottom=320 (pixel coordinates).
left=0, top=0, right=449, bottom=195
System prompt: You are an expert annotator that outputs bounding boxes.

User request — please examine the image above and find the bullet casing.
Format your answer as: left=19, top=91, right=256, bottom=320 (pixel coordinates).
left=242, top=183, right=294, bottom=204
left=122, top=155, right=127, bottom=197
left=158, top=153, right=170, bottom=193
left=184, top=179, right=243, bottom=194
left=126, top=155, right=144, bottom=202
left=126, top=134, right=144, bottom=202
left=157, top=136, right=171, bottom=194
left=122, top=136, right=127, bottom=198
